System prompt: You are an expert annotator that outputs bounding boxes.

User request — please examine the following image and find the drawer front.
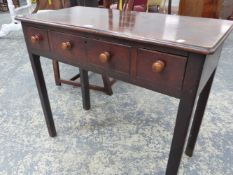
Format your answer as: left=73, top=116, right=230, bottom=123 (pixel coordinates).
left=50, top=32, right=86, bottom=62
left=135, top=49, right=187, bottom=94
left=25, top=27, right=50, bottom=51
left=86, top=39, right=130, bottom=76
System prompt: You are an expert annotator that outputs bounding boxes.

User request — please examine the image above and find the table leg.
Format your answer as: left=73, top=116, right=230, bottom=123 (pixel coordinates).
left=52, top=60, right=61, bottom=86
left=80, top=68, right=90, bottom=110
left=185, top=70, right=216, bottom=157
left=165, top=54, right=205, bottom=175
left=102, top=74, right=113, bottom=95
left=168, top=0, right=172, bottom=14
left=29, top=53, right=56, bottom=137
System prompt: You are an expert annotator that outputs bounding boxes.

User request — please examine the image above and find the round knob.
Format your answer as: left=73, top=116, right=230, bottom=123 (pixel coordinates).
left=61, top=42, right=72, bottom=50
left=152, top=60, right=166, bottom=73
left=99, top=52, right=110, bottom=63
left=31, top=34, right=42, bottom=43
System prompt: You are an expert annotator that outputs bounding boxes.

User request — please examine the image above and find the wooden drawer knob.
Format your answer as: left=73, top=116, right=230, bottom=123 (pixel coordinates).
left=99, top=51, right=110, bottom=63
left=61, top=42, right=72, bottom=50
left=152, top=60, right=166, bottom=73
left=31, top=34, right=42, bottom=43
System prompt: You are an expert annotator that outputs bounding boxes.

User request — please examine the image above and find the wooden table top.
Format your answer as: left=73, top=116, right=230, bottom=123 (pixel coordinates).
left=17, top=7, right=233, bottom=54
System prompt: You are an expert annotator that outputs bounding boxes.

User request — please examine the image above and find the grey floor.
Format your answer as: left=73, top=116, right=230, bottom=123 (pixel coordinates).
left=0, top=11, right=233, bottom=175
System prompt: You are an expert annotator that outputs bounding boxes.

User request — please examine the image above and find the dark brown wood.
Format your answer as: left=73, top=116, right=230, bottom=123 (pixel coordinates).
left=25, top=27, right=50, bottom=52
left=58, top=77, right=114, bottom=94
left=29, top=53, right=56, bottom=137
left=18, top=7, right=233, bottom=54
left=80, top=68, right=90, bottom=110
left=166, top=53, right=205, bottom=175
left=50, top=31, right=86, bottom=63
left=60, top=79, right=82, bottom=87
left=52, top=16, right=115, bottom=95
left=135, top=49, right=187, bottom=97
left=18, top=7, right=233, bottom=175
left=70, top=73, right=80, bottom=81
left=102, top=74, right=113, bottom=95
left=51, top=69, right=115, bottom=95
left=52, top=60, right=61, bottom=86
left=168, top=0, right=172, bottom=14
left=50, top=30, right=115, bottom=95
left=197, top=45, right=223, bottom=94
left=33, top=1, right=115, bottom=97
left=130, top=48, right=137, bottom=79
left=86, top=39, right=131, bottom=77
left=185, top=70, right=216, bottom=157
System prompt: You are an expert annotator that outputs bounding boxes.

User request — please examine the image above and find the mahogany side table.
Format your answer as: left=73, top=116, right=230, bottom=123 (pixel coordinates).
left=17, top=7, right=233, bottom=175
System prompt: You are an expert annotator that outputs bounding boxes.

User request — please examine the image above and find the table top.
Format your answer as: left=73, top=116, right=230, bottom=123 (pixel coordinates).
left=17, top=7, right=233, bottom=54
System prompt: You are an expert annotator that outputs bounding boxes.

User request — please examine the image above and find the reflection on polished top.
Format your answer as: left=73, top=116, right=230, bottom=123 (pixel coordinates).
left=17, top=7, right=233, bottom=54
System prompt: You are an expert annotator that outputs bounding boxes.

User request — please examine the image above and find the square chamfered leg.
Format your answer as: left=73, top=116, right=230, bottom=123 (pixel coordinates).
left=29, top=53, right=57, bottom=137
left=165, top=53, right=205, bottom=175
left=80, top=68, right=91, bottom=110
left=52, top=60, right=62, bottom=86
left=185, top=70, right=216, bottom=157
left=102, top=74, right=113, bottom=95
